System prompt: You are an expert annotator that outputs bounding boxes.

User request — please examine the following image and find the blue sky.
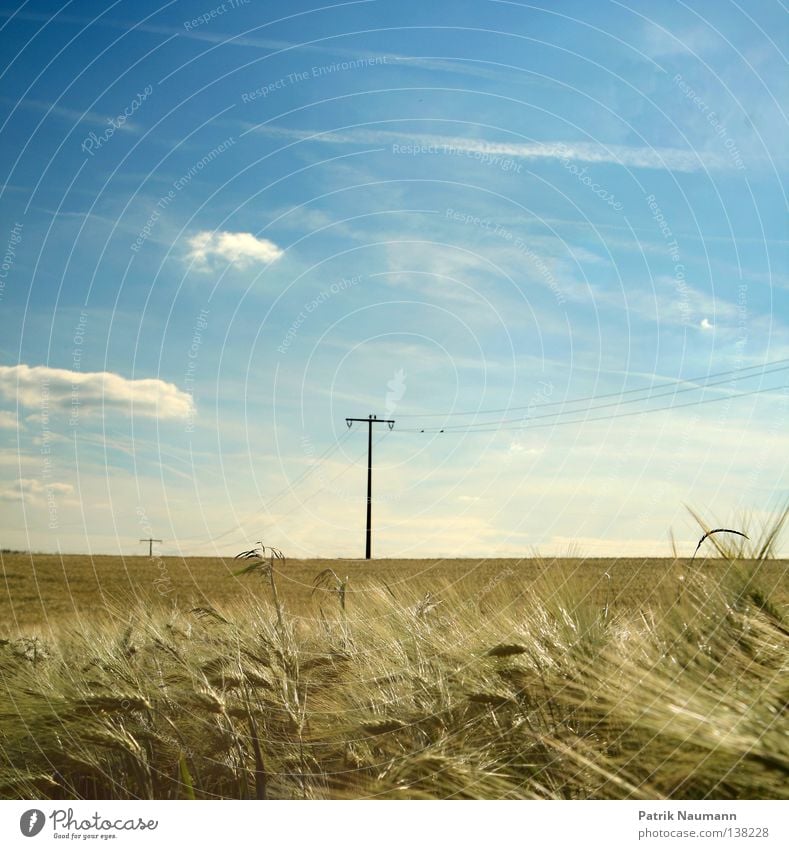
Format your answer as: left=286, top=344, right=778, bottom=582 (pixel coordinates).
left=0, top=0, right=786, bottom=558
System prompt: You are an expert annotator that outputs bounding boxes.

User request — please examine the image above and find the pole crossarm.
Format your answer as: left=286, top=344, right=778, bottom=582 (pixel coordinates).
left=346, top=416, right=395, bottom=429
left=139, top=538, right=163, bottom=557
left=345, top=415, right=395, bottom=559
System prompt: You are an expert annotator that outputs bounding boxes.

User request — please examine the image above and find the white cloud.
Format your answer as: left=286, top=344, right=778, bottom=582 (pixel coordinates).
left=0, top=477, right=74, bottom=503
left=509, top=441, right=541, bottom=454
left=251, top=125, right=731, bottom=172
left=0, top=364, right=194, bottom=420
left=187, top=230, right=283, bottom=269
left=0, top=410, right=20, bottom=429
left=641, top=23, right=724, bottom=59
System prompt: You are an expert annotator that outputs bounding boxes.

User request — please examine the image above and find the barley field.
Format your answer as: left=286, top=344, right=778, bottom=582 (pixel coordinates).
left=1, top=518, right=787, bottom=800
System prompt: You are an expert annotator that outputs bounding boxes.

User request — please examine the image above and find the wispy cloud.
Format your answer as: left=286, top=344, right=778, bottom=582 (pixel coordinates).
left=0, top=410, right=20, bottom=429
left=249, top=125, right=731, bottom=172
left=588, top=277, right=746, bottom=331
left=0, top=364, right=194, bottom=420
left=640, top=21, right=725, bottom=59
left=186, top=230, right=283, bottom=269
left=0, top=97, right=140, bottom=132
left=0, top=8, right=363, bottom=55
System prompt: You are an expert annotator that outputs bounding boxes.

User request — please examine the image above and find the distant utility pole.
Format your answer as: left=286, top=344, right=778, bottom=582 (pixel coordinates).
left=345, top=414, right=395, bottom=559
left=139, top=537, right=162, bottom=557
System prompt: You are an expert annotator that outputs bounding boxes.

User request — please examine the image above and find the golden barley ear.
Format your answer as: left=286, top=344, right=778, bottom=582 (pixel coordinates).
left=190, top=606, right=229, bottom=625
left=312, top=568, right=341, bottom=593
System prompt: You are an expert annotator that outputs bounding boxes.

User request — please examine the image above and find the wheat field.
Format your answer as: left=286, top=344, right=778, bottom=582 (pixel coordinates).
left=1, top=519, right=787, bottom=800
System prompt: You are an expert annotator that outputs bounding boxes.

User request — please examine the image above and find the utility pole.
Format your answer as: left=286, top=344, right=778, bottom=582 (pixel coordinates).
left=345, top=414, right=395, bottom=559
left=139, top=537, right=162, bottom=557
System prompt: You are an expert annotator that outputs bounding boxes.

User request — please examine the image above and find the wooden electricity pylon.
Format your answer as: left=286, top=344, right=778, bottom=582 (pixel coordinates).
left=345, top=414, right=395, bottom=559
left=139, top=537, right=162, bottom=557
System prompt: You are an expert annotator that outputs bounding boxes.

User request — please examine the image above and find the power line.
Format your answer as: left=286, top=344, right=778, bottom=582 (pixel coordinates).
left=395, top=356, right=789, bottom=419
left=184, top=431, right=353, bottom=550
left=204, top=432, right=390, bottom=556
left=270, top=431, right=389, bottom=525
left=399, top=383, right=787, bottom=434
left=415, top=363, right=789, bottom=432
left=202, top=430, right=391, bottom=555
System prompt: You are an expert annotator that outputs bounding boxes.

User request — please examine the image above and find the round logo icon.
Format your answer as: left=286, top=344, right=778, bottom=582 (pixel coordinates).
left=20, top=810, right=46, bottom=837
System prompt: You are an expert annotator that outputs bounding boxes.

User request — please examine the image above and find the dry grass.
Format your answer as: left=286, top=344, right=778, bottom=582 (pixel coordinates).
left=0, top=518, right=787, bottom=800
left=2, top=551, right=787, bottom=634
